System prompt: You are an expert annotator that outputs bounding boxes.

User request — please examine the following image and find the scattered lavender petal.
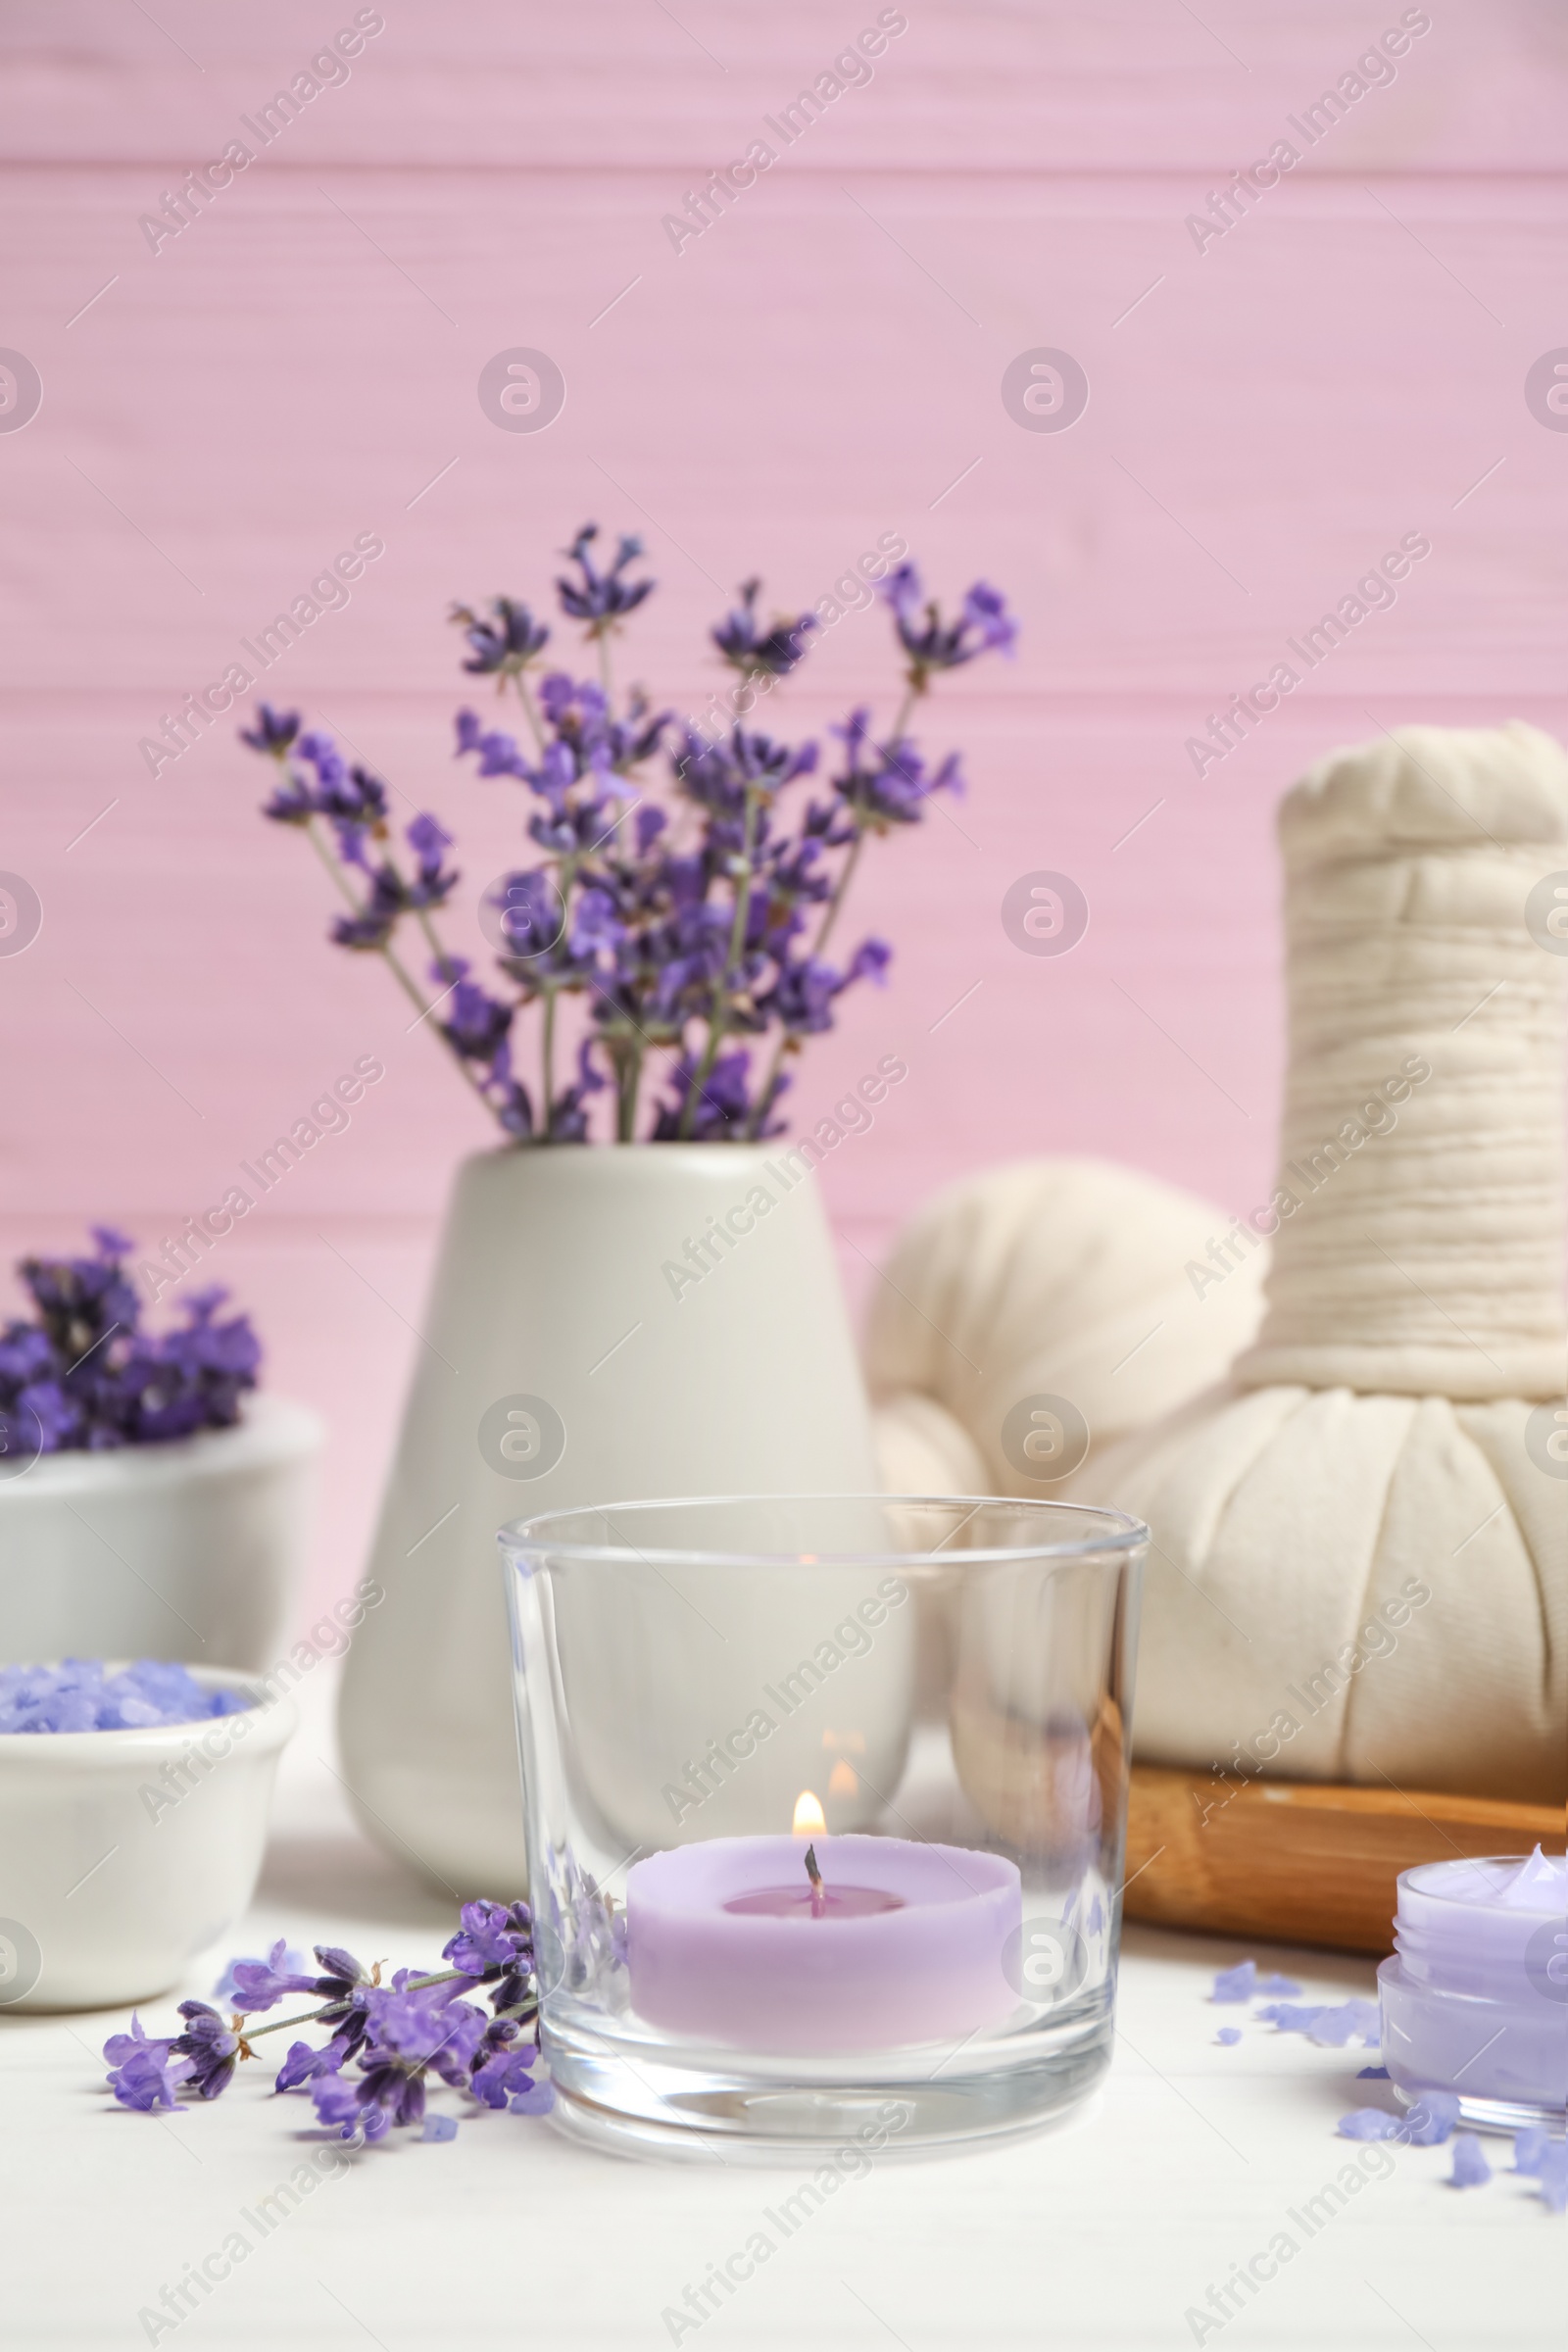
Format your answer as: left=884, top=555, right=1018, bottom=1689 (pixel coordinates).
left=1338, top=2108, right=1403, bottom=2140
left=420, top=2114, right=459, bottom=2142
left=1215, top=2028, right=1242, bottom=2046
left=1511, top=2128, right=1550, bottom=2177
left=1211, top=1960, right=1256, bottom=2004
left=1448, top=2133, right=1492, bottom=2188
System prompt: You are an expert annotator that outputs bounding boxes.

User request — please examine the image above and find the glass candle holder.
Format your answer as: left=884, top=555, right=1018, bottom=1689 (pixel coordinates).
left=1378, top=1850, right=1567, bottom=2133
left=500, top=1494, right=1147, bottom=2159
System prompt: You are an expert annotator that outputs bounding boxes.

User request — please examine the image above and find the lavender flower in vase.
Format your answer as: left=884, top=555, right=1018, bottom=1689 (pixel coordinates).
left=267, top=527, right=1015, bottom=1887
left=244, top=523, right=1014, bottom=1148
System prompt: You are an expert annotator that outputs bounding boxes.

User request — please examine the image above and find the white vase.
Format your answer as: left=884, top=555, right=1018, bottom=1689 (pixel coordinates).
left=337, top=1144, right=906, bottom=1893
left=0, top=1396, right=322, bottom=1671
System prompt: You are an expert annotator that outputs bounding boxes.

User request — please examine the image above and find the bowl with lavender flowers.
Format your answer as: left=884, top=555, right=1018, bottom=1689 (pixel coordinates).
left=0, top=1232, right=320, bottom=1672
left=243, top=526, right=1014, bottom=1888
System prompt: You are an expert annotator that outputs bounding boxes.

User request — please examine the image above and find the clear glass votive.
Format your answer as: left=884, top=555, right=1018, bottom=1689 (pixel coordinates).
left=500, top=1494, right=1147, bottom=2160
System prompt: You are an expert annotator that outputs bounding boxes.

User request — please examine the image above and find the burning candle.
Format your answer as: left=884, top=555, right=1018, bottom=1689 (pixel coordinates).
left=1378, top=1846, right=1567, bottom=2129
left=624, top=1797, right=1023, bottom=2054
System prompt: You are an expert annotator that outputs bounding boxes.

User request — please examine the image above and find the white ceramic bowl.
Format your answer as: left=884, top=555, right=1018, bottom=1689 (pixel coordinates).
left=0, top=1395, right=322, bottom=1670
left=0, top=1665, right=297, bottom=2012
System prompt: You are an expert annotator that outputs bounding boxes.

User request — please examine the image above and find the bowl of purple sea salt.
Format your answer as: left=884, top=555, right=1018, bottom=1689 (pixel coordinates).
left=0, top=1659, right=297, bottom=2013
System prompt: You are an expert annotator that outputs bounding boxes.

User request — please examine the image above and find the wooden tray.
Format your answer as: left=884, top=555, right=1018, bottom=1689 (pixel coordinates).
left=1122, top=1765, right=1565, bottom=1956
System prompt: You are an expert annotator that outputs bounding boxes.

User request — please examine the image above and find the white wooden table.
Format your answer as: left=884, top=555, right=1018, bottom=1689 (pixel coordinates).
left=5, top=1670, right=1551, bottom=2350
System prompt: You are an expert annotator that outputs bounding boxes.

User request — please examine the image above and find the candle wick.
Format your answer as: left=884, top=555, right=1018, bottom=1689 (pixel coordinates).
left=804, top=1840, right=826, bottom=1917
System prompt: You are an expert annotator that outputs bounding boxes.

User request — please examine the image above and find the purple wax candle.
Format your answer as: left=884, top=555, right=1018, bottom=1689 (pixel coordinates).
left=625, top=1833, right=1023, bottom=2054
left=1378, top=1846, right=1567, bottom=2132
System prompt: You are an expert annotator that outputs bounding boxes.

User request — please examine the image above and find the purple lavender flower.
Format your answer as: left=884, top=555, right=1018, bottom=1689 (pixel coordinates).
left=712, top=580, right=817, bottom=679
left=442, top=1899, right=536, bottom=2012
left=311, top=2072, right=390, bottom=2141
left=470, top=2039, right=543, bottom=2110
left=784, top=940, right=889, bottom=1034
left=172, top=2002, right=241, bottom=2099
left=654, top=1049, right=774, bottom=1143
left=832, top=710, right=963, bottom=829
left=275, top=2038, right=345, bottom=2092
left=249, top=531, right=1014, bottom=1149
left=556, top=525, right=653, bottom=631
left=450, top=597, right=551, bottom=676
left=239, top=703, right=301, bottom=754
left=225, top=1937, right=321, bottom=2015
left=432, top=957, right=514, bottom=1065
left=104, top=1905, right=555, bottom=2145
left=404, top=813, right=459, bottom=905
left=0, top=1232, right=260, bottom=1455
left=354, top=1983, right=492, bottom=2126
left=105, top=2016, right=192, bottom=2112
left=453, top=710, right=532, bottom=779
left=880, top=564, right=1017, bottom=683
left=677, top=724, right=816, bottom=817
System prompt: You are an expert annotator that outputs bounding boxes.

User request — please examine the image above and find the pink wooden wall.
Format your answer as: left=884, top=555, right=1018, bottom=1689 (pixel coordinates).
left=2, top=0, right=1565, bottom=1619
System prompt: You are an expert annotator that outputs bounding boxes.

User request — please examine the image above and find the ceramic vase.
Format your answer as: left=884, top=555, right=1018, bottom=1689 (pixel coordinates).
left=337, top=1144, right=908, bottom=1890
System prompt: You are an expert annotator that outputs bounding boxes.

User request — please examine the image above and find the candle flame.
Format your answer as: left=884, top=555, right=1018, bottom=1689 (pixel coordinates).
left=792, top=1789, right=827, bottom=1836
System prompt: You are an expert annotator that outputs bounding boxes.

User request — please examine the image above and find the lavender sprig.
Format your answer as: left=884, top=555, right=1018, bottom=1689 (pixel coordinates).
left=246, top=533, right=1014, bottom=1145
left=103, top=1904, right=551, bottom=2144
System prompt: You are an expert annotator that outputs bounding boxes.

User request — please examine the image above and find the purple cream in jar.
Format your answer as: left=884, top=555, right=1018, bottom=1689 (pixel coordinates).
left=1378, top=1847, right=1567, bottom=2133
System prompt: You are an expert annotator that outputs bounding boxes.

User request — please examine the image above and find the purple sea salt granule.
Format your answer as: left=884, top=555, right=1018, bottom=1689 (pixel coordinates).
left=1338, top=2091, right=1459, bottom=2145
left=1538, top=2148, right=1568, bottom=2214
left=1400, top=2091, right=1460, bottom=2146
left=1255, top=1997, right=1380, bottom=2047
left=1215, top=2028, right=1242, bottom=2046
left=1338, top=2108, right=1403, bottom=2141
left=0, top=1659, right=251, bottom=1734
left=1448, top=2133, right=1492, bottom=2188
left=1512, top=2128, right=1551, bottom=2176
left=1210, top=1960, right=1256, bottom=2003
